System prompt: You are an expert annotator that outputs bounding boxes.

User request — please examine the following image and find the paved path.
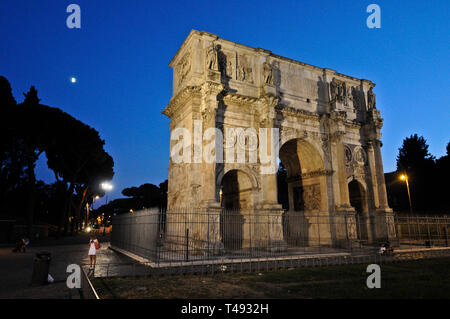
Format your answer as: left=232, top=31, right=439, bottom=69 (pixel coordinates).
left=0, top=234, right=132, bottom=298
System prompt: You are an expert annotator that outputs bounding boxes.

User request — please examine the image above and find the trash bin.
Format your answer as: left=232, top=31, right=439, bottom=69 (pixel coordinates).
left=31, top=251, right=52, bottom=286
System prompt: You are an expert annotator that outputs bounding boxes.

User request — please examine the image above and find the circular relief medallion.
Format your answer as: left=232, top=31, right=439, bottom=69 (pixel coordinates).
left=353, top=146, right=367, bottom=165
left=344, top=145, right=352, bottom=165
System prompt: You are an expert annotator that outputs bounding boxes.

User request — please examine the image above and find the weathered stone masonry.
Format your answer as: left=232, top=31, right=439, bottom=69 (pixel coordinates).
left=162, top=30, right=396, bottom=249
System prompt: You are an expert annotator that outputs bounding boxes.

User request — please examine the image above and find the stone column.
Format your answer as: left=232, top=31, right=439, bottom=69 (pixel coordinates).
left=326, top=112, right=352, bottom=210
left=257, top=94, right=282, bottom=210
left=255, top=93, right=286, bottom=251
left=372, top=139, right=396, bottom=241
left=335, top=136, right=351, bottom=208
left=327, top=114, right=357, bottom=247
left=192, top=79, right=225, bottom=254
left=199, top=80, right=224, bottom=208
left=373, top=139, right=389, bottom=209
left=365, top=141, right=380, bottom=209
left=363, top=139, right=394, bottom=243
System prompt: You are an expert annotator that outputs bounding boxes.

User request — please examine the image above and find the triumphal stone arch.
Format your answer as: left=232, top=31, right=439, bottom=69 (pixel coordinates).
left=162, top=30, right=396, bottom=250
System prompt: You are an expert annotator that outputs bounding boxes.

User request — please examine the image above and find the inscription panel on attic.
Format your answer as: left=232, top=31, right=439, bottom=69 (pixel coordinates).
left=163, top=30, right=396, bottom=249
left=172, top=36, right=373, bottom=125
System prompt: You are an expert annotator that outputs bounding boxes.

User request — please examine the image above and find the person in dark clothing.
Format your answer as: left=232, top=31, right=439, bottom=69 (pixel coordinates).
left=12, top=237, right=26, bottom=253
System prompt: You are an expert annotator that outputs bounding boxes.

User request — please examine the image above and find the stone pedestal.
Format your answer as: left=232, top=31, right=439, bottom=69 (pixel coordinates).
left=283, top=210, right=333, bottom=247
left=164, top=204, right=225, bottom=256
left=263, top=84, right=276, bottom=96
left=253, top=203, right=287, bottom=251
left=374, top=208, right=397, bottom=243
left=334, top=206, right=358, bottom=248
left=202, top=205, right=225, bottom=255
left=207, top=69, right=221, bottom=82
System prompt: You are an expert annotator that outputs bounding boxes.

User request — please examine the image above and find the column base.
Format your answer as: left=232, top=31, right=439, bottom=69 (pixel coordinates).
left=333, top=209, right=358, bottom=248
left=255, top=201, right=283, bottom=211
left=262, top=84, right=276, bottom=96
left=374, top=208, right=397, bottom=243
left=251, top=204, right=287, bottom=251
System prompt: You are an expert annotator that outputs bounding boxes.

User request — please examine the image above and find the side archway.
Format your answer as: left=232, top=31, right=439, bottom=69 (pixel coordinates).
left=348, top=179, right=369, bottom=240
left=218, top=169, right=255, bottom=250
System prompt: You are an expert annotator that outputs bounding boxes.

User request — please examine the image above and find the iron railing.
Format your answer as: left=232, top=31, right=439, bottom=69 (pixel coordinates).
left=395, top=215, right=450, bottom=247
left=111, top=209, right=450, bottom=265
left=86, top=247, right=450, bottom=279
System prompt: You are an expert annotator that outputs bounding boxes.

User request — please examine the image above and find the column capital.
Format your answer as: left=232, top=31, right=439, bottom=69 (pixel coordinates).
left=201, top=80, right=224, bottom=96
left=365, top=139, right=382, bottom=149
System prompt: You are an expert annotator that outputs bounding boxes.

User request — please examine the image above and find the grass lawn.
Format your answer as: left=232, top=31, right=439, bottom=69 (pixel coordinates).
left=92, top=257, right=450, bottom=299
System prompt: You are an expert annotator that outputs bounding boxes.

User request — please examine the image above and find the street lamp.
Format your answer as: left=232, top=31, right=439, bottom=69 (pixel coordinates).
left=91, top=195, right=100, bottom=210
left=101, top=182, right=113, bottom=203
left=101, top=182, right=113, bottom=236
left=400, top=174, right=413, bottom=215
left=86, top=195, right=100, bottom=230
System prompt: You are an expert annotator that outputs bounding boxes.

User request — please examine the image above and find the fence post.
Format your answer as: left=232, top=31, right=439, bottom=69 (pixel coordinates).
left=249, top=214, right=253, bottom=257
left=185, top=228, right=189, bottom=262
left=357, top=214, right=361, bottom=243
left=426, top=217, right=432, bottom=247
left=416, top=215, right=420, bottom=244
left=317, top=215, right=321, bottom=253
left=444, top=226, right=449, bottom=247
left=344, top=214, right=349, bottom=250
left=436, top=217, right=441, bottom=246
left=407, top=216, right=411, bottom=245
left=207, top=209, right=210, bottom=258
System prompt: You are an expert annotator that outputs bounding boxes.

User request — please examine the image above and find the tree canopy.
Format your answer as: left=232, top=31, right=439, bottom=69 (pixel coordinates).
left=387, top=134, right=448, bottom=215
left=0, top=76, right=114, bottom=236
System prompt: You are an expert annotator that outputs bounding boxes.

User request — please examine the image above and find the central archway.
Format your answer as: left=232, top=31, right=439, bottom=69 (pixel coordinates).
left=278, top=138, right=330, bottom=246
left=278, top=138, right=325, bottom=213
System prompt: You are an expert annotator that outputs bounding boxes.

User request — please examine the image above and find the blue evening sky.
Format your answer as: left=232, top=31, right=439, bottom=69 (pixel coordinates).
left=1, top=1, right=449, bottom=201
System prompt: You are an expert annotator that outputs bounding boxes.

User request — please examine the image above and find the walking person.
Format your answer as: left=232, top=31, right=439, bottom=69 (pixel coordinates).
left=88, top=236, right=100, bottom=269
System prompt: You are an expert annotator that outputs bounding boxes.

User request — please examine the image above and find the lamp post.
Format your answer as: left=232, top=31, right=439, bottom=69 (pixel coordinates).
left=101, top=182, right=113, bottom=236
left=86, top=195, right=99, bottom=230
left=400, top=174, right=413, bottom=215
left=101, top=182, right=113, bottom=204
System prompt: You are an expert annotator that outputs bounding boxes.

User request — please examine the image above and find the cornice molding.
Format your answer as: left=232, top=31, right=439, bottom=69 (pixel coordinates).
left=222, top=91, right=259, bottom=108
left=162, top=85, right=202, bottom=118
left=276, top=104, right=320, bottom=121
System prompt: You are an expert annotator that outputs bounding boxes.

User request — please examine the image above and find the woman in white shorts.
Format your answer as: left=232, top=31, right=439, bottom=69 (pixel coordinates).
left=88, top=236, right=99, bottom=269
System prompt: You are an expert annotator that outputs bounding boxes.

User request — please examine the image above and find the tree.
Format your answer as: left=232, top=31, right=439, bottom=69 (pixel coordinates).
left=434, top=142, right=450, bottom=212
left=121, top=183, right=164, bottom=210
left=0, top=85, right=51, bottom=235
left=44, top=108, right=114, bottom=234
left=395, top=134, right=437, bottom=213
left=0, top=76, right=21, bottom=215
left=19, top=86, right=51, bottom=235
left=159, top=180, right=168, bottom=210
left=397, top=134, right=435, bottom=172
left=0, top=76, right=114, bottom=236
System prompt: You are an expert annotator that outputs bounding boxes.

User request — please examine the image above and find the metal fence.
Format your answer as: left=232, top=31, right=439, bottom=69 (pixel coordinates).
left=86, top=247, right=450, bottom=279
left=395, top=215, right=450, bottom=247
left=111, top=209, right=449, bottom=265
left=110, top=208, right=162, bottom=261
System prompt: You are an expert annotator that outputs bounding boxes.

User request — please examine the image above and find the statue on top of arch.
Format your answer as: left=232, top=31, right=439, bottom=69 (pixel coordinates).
left=206, top=42, right=219, bottom=71
left=367, top=87, right=376, bottom=109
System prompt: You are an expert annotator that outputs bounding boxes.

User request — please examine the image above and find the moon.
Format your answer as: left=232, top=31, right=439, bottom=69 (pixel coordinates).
left=70, top=77, right=77, bottom=83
